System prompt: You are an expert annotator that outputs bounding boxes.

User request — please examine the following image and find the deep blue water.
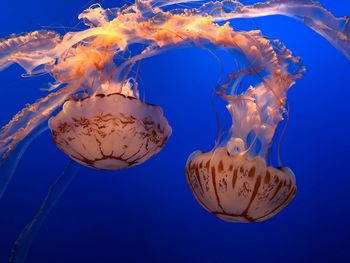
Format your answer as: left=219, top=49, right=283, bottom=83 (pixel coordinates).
left=0, top=1, right=350, bottom=262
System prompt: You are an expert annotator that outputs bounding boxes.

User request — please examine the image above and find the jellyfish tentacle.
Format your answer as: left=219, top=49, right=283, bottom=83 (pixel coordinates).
left=151, top=0, right=203, bottom=9
left=196, top=0, right=350, bottom=59
left=0, top=84, right=81, bottom=200
left=0, top=84, right=82, bottom=161
left=277, top=101, right=290, bottom=167
left=9, top=161, right=80, bottom=263
left=115, top=45, right=171, bottom=81
left=0, top=123, right=48, bottom=200
left=0, top=31, right=62, bottom=73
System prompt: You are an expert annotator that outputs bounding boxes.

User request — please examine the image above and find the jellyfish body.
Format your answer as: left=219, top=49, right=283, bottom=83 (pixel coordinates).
left=49, top=85, right=171, bottom=170
left=186, top=148, right=296, bottom=222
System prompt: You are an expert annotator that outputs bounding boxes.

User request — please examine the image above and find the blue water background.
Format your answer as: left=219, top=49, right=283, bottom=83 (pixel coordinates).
left=0, top=0, right=350, bottom=262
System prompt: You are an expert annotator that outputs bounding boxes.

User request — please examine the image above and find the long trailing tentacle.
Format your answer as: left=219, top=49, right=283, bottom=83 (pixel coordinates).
left=195, top=0, right=350, bottom=59
left=0, top=123, right=48, bottom=200
left=0, top=84, right=82, bottom=161
left=9, top=161, right=80, bottom=263
left=0, top=31, right=61, bottom=73
left=0, top=84, right=82, bottom=202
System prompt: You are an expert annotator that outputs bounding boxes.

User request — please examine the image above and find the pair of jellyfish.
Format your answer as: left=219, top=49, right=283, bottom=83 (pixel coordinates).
left=0, top=0, right=349, bottom=261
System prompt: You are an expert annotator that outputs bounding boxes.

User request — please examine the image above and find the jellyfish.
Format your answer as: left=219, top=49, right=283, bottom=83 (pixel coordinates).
left=0, top=0, right=349, bottom=261
left=185, top=37, right=302, bottom=222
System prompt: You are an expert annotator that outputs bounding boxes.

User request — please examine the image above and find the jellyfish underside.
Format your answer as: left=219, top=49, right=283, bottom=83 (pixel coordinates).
left=0, top=0, right=348, bottom=228
left=186, top=148, right=296, bottom=222
left=49, top=85, right=171, bottom=170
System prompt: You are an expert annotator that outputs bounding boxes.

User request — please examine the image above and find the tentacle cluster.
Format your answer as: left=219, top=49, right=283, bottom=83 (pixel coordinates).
left=0, top=0, right=348, bottom=221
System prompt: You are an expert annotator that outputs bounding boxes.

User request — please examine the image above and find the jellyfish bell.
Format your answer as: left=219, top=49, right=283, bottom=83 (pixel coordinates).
left=48, top=81, right=171, bottom=170
left=185, top=147, right=296, bottom=223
